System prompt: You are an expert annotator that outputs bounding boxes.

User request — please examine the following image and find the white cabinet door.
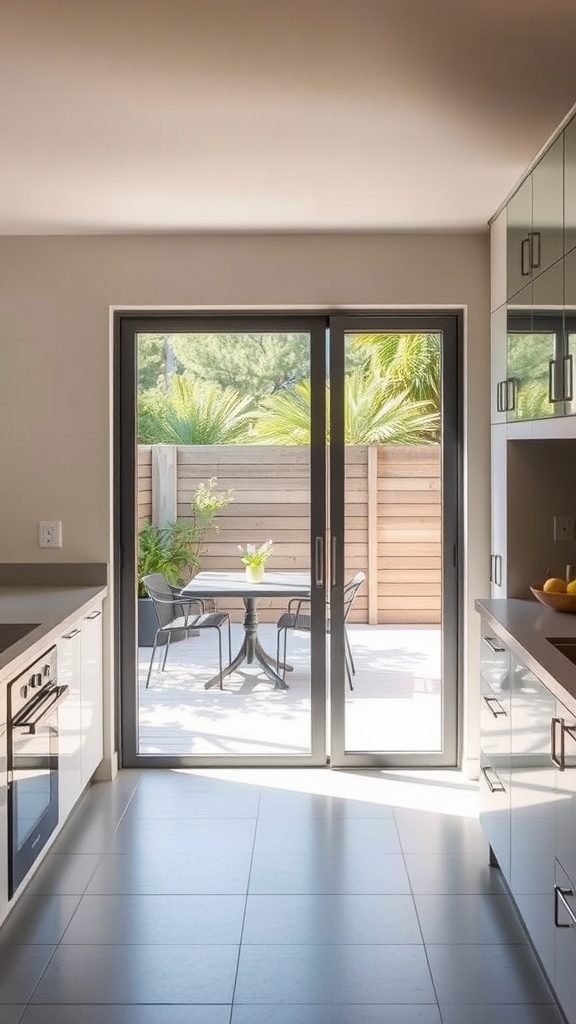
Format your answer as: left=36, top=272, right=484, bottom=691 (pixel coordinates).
left=510, top=658, right=557, bottom=979
left=490, top=305, right=508, bottom=425
left=554, top=697, right=576, bottom=885
left=490, top=424, right=507, bottom=596
left=56, top=626, right=82, bottom=821
left=554, top=858, right=576, bottom=1024
left=80, top=607, right=103, bottom=786
left=490, top=209, right=507, bottom=313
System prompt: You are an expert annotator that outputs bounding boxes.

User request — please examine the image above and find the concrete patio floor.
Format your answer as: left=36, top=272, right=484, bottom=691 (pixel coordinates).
left=137, top=623, right=442, bottom=758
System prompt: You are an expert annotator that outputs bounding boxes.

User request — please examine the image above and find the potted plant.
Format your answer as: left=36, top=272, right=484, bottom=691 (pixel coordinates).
left=238, top=539, right=274, bottom=583
left=137, top=477, right=233, bottom=646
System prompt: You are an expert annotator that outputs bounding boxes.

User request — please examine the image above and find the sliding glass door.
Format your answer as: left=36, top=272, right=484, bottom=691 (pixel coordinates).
left=328, top=316, right=460, bottom=768
left=117, top=312, right=461, bottom=768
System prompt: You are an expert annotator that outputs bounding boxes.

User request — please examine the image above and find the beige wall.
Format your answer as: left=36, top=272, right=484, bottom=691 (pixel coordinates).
left=0, top=231, right=490, bottom=771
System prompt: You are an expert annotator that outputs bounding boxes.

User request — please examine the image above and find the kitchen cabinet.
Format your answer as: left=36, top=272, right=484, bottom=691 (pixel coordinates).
left=565, top=115, right=576, bottom=257
left=80, top=607, right=103, bottom=787
left=506, top=135, right=564, bottom=301
left=0, top=696, right=7, bottom=925
left=57, top=625, right=83, bottom=822
left=57, top=600, right=104, bottom=821
left=509, top=657, right=557, bottom=980
left=479, top=629, right=511, bottom=876
left=554, top=858, right=576, bottom=1024
left=489, top=423, right=507, bottom=596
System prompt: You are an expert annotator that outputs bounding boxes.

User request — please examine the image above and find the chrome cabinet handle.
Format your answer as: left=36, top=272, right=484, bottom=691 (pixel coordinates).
left=483, top=695, right=507, bottom=718
left=331, top=535, right=340, bottom=588
left=505, top=378, right=516, bottom=412
left=555, top=885, right=576, bottom=928
left=86, top=609, right=101, bottom=620
left=529, top=230, right=541, bottom=269
left=314, top=536, right=324, bottom=588
left=482, top=635, right=505, bottom=654
left=481, top=765, right=505, bottom=793
left=552, top=717, right=576, bottom=771
left=521, top=237, right=531, bottom=276
left=563, top=354, right=574, bottom=402
left=62, top=628, right=81, bottom=639
left=549, top=359, right=560, bottom=403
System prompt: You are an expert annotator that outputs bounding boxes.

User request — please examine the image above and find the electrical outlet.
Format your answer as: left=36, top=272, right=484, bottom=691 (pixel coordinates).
left=554, top=516, right=575, bottom=542
left=38, top=521, right=62, bottom=548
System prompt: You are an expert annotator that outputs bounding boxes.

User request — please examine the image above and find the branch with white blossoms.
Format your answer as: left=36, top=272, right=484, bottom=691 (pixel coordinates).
left=238, top=540, right=273, bottom=568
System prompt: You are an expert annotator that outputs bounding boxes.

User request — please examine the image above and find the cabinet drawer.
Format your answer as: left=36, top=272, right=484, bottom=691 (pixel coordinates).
left=479, top=750, right=510, bottom=878
left=480, top=632, right=510, bottom=692
left=555, top=859, right=576, bottom=1024
left=481, top=679, right=509, bottom=762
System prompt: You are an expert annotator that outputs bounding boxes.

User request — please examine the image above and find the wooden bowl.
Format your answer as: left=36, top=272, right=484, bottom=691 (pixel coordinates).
left=530, top=585, right=576, bottom=613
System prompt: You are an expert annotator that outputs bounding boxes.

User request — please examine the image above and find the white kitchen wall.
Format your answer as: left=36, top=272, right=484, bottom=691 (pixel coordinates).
left=0, top=231, right=489, bottom=772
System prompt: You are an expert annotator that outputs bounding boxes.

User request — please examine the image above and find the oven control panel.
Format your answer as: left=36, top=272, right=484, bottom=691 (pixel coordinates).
left=9, top=646, right=57, bottom=715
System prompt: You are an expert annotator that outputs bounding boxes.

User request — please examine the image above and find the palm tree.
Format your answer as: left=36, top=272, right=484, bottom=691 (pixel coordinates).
left=138, top=375, right=253, bottom=444
left=350, top=332, right=441, bottom=408
left=252, top=372, right=439, bottom=445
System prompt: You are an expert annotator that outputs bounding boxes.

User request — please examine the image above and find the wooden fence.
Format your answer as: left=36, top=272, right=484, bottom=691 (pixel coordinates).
left=137, top=444, right=441, bottom=624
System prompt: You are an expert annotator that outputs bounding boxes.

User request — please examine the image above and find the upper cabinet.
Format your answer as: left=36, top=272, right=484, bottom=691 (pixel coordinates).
left=565, top=117, right=576, bottom=257
left=506, top=135, right=564, bottom=301
left=506, top=176, right=532, bottom=300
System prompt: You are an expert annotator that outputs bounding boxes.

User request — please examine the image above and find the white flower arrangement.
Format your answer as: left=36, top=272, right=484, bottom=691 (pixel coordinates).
left=238, top=539, right=273, bottom=569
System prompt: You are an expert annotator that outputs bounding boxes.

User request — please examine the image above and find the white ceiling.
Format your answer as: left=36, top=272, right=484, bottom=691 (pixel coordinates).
left=2, top=0, right=576, bottom=234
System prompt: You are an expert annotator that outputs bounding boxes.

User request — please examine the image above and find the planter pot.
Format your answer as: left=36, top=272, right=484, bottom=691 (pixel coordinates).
left=245, top=564, right=265, bottom=584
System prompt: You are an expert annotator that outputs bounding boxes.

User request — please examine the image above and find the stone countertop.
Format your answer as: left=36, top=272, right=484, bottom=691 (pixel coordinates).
left=476, top=597, right=576, bottom=708
left=0, top=586, right=107, bottom=683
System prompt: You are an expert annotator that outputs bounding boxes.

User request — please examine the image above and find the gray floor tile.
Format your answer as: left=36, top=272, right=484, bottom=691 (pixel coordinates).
left=107, top=816, right=256, bottom=855
left=415, top=894, right=528, bottom=944
left=253, top=817, right=401, bottom=855
left=61, top=893, right=245, bottom=944
left=133, top=769, right=259, bottom=795
left=0, top=1009, right=25, bottom=1024
left=439, top=1006, right=564, bottom=1024
left=393, top=809, right=488, bottom=855
left=234, top=944, right=435, bottom=1004
left=21, top=1007, right=231, bottom=1024
left=242, top=894, right=421, bottom=944
left=24, top=854, right=102, bottom=896
left=232, top=1009, right=441, bottom=1024
left=426, top=944, right=555, bottom=1004
left=404, top=853, right=507, bottom=894
left=248, top=851, right=410, bottom=895
left=257, top=791, right=394, bottom=820
left=0, top=894, right=81, bottom=945
left=31, top=944, right=239, bottom=1004
left=0, top=945, right=56, bottom=1003
left=86, top=850, right=252, bottom=895
left=124, top=789, right=260, bottom=818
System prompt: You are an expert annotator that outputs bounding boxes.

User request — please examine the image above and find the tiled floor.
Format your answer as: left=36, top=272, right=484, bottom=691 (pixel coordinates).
left=0, top=767, right=564, bottom=1023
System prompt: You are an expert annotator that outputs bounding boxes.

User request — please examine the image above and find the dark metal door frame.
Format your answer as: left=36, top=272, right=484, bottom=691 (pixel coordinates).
left=114, top=309, right=463, bottom=769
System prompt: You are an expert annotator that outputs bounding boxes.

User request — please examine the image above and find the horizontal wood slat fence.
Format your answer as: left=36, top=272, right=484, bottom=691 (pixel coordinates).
left=137, top=444, right=441, bottom=624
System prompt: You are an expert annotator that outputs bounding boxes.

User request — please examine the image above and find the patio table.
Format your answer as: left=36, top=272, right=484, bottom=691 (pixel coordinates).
left=180, top=570, right=311, bottom=690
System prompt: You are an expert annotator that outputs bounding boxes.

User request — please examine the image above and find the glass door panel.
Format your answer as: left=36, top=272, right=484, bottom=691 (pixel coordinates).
left=329, top=317, right=459, bottom=768
left=122, top=317, right=327, bottom=766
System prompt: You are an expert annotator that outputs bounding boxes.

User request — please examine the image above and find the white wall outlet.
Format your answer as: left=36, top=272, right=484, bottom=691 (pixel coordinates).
left=38, top=521, right=62, bottom=548
left=554, top=516, right=575, bottom=542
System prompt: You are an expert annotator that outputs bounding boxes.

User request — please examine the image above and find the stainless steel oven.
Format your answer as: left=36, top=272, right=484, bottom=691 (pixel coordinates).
left=7, top=646, right=68, bottom=897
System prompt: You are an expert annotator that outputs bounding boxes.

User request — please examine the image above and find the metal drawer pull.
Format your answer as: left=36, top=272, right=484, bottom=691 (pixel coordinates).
left=12, top=685, right=70, bottom=734
left=482, top=636, right=505, bottom=653
left=481, top=765, right=505, bottom=793
left=62, top=628, right=81, bottom=639
left=555, top=885, right=576, bottom=928
left=483, top=695, right=507, bottom=718
left=86, top=610, right=101, bottom=620
left=551, top=718, right=576, bottom=771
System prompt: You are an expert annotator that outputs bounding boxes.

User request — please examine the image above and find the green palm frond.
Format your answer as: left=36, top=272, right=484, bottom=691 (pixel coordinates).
left=138, top=375, right=253, bottom=444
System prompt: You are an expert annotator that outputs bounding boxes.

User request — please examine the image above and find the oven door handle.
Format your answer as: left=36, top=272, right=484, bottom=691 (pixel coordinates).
left=11, top=685, right=70, bottom=734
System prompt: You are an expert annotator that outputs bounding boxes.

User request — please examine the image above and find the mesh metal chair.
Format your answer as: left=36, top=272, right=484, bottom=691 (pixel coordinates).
left=141, top=573, right=232, bottom=689
left=275, top=571, right=365, bottom=690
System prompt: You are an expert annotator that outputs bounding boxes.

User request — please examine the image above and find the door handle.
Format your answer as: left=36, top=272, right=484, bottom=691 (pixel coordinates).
left=563, top=354, right=574, bottom=402
left=482, top=635, right=505, bottom=654
left=483, top=695, right=507, bottom=718
left=314, top=536, right=324, bottom=588
left=555, top=885, right=576, bottom=928
left=529, top=230, right=541, bottom=269
left=331, top=535, right=340, bottom=588
left=521, top=237, right=531, bottom=276
left=481, top=765, right=505, bottom=793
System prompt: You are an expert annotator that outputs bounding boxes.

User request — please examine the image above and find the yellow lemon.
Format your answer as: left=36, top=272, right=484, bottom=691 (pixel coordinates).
left=543, top=577, right=567, bottom=594
left=567, top=580, right=576, bottom=596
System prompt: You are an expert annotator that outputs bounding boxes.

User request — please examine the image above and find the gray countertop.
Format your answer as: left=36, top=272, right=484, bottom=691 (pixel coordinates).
left=476, top=597, right=576, bottom=709
left=0, top=586, right=107, bottom=683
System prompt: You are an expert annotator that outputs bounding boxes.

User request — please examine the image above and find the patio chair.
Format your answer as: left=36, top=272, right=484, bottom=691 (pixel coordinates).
left=141, top=573, right=232, bottom=689
left=275, top=571, right=365, bottom=690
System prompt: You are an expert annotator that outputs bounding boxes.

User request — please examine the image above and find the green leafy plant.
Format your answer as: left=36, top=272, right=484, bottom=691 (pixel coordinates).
left=137, top=477, right=234, bottom=596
